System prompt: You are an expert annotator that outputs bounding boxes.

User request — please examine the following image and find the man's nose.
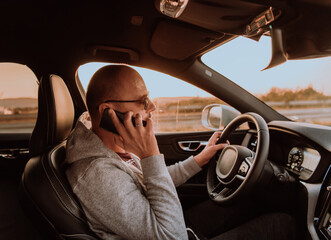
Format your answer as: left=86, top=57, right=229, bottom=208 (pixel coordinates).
left=147, top=100, right=156, bottom=112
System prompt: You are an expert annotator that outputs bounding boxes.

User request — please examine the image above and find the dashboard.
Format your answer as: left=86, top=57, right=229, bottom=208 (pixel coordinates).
left=243, top=120, right=331, bottom=183
left=268, top=121, right=331, bottom=183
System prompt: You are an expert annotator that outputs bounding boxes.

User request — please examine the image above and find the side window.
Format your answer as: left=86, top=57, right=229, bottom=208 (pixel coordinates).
left=0, top=63, right=38, bottom=133
left=77, top=63, right=227, bottom=133
left=143, top=72, right=224, bottom=133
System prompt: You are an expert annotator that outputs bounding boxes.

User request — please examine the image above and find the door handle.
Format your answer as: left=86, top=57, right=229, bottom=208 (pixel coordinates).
left=178, top=141, right=208, bottom=152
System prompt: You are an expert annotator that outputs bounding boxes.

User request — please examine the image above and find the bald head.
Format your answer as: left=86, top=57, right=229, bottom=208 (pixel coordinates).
left=86, top=64, right=146, bottom=121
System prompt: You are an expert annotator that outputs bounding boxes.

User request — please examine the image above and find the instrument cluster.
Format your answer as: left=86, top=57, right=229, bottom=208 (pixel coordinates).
left=286, top=147, right=321, bottom=180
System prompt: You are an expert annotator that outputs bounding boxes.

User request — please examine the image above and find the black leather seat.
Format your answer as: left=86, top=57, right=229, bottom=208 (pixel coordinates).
left=19, top=75, right=99, bottom=240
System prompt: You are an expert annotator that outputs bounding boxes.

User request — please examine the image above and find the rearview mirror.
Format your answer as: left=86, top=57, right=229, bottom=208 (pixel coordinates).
left=157, top=0, right=189, bottom=18
left=201, top=104, right=240, bottom=130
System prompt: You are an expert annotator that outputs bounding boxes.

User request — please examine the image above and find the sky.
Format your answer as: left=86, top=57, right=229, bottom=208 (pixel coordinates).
left=202, top=36, right=331, bottom=96
left=0, top=63, right=38, bottom=99
left=78, top=36, right=331, bottom=98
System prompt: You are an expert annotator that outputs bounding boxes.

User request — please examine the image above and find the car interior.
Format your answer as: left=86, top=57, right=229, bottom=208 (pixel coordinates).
left=1, top=0, right=331, bottom=239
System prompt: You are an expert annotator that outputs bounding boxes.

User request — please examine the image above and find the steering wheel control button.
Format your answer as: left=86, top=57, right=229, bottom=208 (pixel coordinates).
left=238, top=161, right=250, bottom=177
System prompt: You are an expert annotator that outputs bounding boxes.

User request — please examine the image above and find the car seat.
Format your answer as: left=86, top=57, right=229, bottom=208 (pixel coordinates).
left=19, top=74, right=99, bottom=240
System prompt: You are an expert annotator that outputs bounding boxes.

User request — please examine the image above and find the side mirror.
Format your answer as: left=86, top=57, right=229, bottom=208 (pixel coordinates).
left=201, top=104, right=240, bottom=130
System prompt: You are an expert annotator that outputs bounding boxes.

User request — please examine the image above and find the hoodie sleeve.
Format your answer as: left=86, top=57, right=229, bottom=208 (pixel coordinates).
left=167, top=156, right=202, bottom=187
left=72, top=155, right=188, bottom=240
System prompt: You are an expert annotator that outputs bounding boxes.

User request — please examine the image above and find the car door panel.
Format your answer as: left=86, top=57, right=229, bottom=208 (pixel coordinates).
left=0, top=133, right=30, bottom=177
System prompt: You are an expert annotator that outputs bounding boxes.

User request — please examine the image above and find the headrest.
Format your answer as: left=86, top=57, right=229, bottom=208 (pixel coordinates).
left=29, top=75, right=74, bottom=156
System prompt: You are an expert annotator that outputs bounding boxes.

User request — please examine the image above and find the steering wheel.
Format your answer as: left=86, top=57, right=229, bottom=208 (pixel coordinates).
left=207, top=112, right=269, bottom=204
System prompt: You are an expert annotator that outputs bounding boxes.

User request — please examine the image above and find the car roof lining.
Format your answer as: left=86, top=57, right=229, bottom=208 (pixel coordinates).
left=150, top=21, right=225, bottom=60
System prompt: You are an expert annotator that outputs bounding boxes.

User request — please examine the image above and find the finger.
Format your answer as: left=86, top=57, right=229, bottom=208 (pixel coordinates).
left=134, top=113, right=143, bottom=127
left=208, top=131, right=222, bottom=145
left=109, top=109, right=127, bottom=136
left=123, top=111, right=135, bottom=132
left=214, top=143, right=229, bottom=151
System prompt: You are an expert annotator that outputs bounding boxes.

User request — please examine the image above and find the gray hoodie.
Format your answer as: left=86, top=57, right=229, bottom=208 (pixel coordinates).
left=65, top=121, right=201, bottom=240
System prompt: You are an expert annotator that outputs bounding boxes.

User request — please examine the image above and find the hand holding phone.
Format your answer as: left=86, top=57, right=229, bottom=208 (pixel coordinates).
left=104, top=108, right=160, bottom=159
left=99, top=108, right=146, bottom=134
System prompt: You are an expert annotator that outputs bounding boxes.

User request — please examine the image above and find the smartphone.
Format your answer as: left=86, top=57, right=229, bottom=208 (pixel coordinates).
left=99, top=108, right=147, bottom=134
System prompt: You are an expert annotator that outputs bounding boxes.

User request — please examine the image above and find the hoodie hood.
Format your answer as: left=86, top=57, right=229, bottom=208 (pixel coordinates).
left=65, top=121, right=118, bottom=164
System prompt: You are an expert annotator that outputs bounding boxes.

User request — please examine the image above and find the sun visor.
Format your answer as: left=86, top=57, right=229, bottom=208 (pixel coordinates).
left=150, top=21, right=224, bottom=60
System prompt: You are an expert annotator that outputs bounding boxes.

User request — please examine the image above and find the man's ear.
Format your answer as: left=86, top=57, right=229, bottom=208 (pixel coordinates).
left=98, top=103, right=110, bottom=116
left=95, top=104, right=111, bottom=127
left=92, top=103, right=111, bottom=132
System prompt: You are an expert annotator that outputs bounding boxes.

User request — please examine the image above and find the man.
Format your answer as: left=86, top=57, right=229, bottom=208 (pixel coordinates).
left=65, top=64, right=296, bottom=240
left=65, top=64, right=227, bottom=239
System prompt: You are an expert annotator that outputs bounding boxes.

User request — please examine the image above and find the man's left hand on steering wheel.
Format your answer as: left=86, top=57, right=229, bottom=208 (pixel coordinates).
left=194, top=131, right=229, bottom=167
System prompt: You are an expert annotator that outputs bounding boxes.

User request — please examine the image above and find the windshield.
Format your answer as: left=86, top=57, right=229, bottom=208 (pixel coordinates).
left=202, top=36, right=331, bottom=126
